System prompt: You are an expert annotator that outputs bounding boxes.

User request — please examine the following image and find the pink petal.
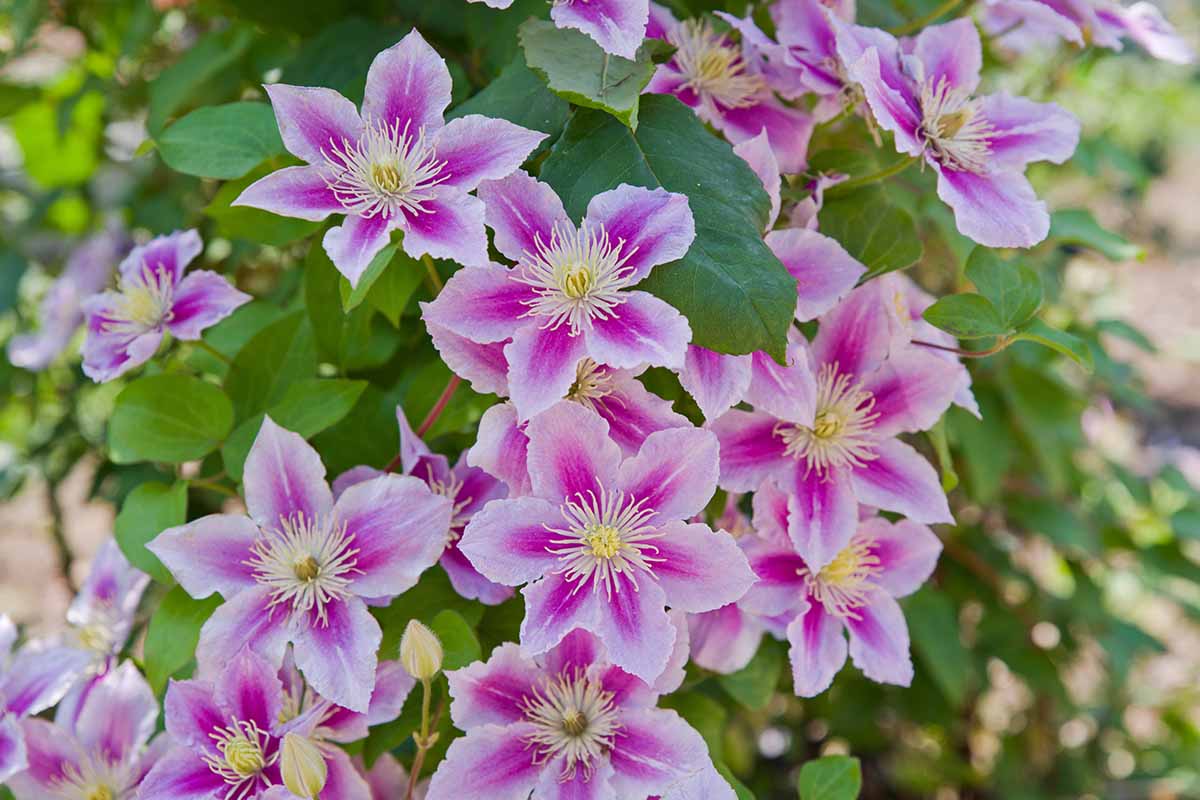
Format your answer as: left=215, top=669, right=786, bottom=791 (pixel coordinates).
left=608, top=708, right=713, bottom=798
left=215, top=647, right=284, bottom=732
left=441, top=545, right=515, bottom=605
left=544, top=629, right=603, bottom=677
left=934, top=165, right=1049, bottom=248
left=850, top=438, right=952, bottom=524
left=593, top=574, right=675, bottom=683
left=163, top=679, right=224, bottom=753
left=332, top=466, right=385, bottom=499
left=72, top=662, right=157, bottom=765
left=398, top=189, right=489, bottom=269
left=617, top=427, right=719, bottom=522
left=981, top=92, right=1080, bottom=170
left=861, top=345, right=960, bottom=437
left=845, top=591, right=913, bottom=686
left=715, top=98, right=815, bottom=174
left=166, top=270, right=251, bottom=341
left=0, top=646, right=91, bottom=717
left=913, top=19, right=982, bottom=95
left=709, top=409, right=789, bottom=492
left=367, top=660, right=417, bottom=728
left=361, top=29, right=451, bottom=136
left=195, top=586, right=292, bottom=680
left=744, top=346, right=818, bottom=424
left=427, top=321, right=510, bottom=396
left=131, top=747, right=226, bottom=800
left=750, top=477, right=793, bottom=544
left=740, top=537, right=807, bottom=617
left=478, top=171, right=571, bottom=264
left=651, top=521, right=756, bottom=613
left=786, top=600, right=846, bottom=697
left=584, top=290, right=690, bottom=371
left=0, top=715, right=26, bottom=784
left=595, top=369, right=690, bottom=456
left=69, top=538, right=147, bottom=630
left=445, top=642, right=540, bottom=730
left=421, top=263, right=531, bottom=344
left=232, top=164, right=343, bottom=221
left=467, top=402, right=532, bottom=495
left=535, top=755, right=616, bottom=799
left=733, top=130, right=781, bottom=229
left=291, top=597, right=382, bottom=713
left=323, top=212, right=396, bottom=288
left=1119, top=2, right=1195, bottom=63
left=458, top=496, right=564, bottom=585
left=811, top=280, right=897, bottom=382
left=583, top=185, right=695, bottom=283
left=677, top=346, right=752, bottom=423
left=117, top=228, right=201, bottom=285
left=323, top=746, right=375, bottom=800
left=264, top=83, right=364, bottom=165
left=432, top=115, right=547, bottom=192
left=520, top=573, right=601, bottom=659
left=788, top=463, right=859, bottom=571
left=242, top=416, right=334, bottom=533
left=525, top=400, right=622, bottom=500
left=81, top=296, right=164, bottom=383
left=425, top=723, right=542, bottom=800
left=833, top=22, right=922, bottom=154
left=765, top=228, right=866, bottom=322
left=335, top=474, right=451, bottom=597
left=864, top=517, right=942, bottom=598
left=551, top=0, right=651, bottom=59
left=688, top=604, right=765, bottom=674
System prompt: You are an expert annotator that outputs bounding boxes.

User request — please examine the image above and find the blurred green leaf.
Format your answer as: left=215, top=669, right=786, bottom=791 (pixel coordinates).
left=225, top=311, right=319, bottom=418
left=1013, top=320, right=1095, bottom=372
left=719, top=638, right=784, bottom=710
left=906, top=587, right=972, bottom=707
left=147, top=26, right=257, bottom=135
left=114, top=481, right=187, bottom=584
left=1048, top=209, right=1145, bottom=261
left=430, top=609, right=482, bottom=671
left=108, top=375, right=234, bottom=464
left=798, top=755, right=862, bottom=800
left=157, top=102, right=285, bottom=179
left=144, top=585, right=222, bottom=694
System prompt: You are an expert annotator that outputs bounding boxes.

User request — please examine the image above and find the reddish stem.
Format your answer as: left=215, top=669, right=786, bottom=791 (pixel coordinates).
left=386, top=376, right=462, bottom=473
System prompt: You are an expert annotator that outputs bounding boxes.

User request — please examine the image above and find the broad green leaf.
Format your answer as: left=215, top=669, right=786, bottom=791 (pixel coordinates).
left=797, top=755, right=862, bottom=800
left=1048, top=208, right=1145, bottom=261
left=157, top=102, right=285, bottom=179
left=1013, top=319, right=1095, bottom=371
left=305, top=239, right=403, bottom=370
left=222, top=378, right=368, bottom=480
left=144, top=585, right=222, bottom=694
left=430, top=609, right=482, bottom=671
left=205, top=164, right=322, bottom=246
left=906, top=587, right=972, bottom=707
left=339, top=244, right=399, bottom=310
left=147, top=25, right=257, bottom=134
left=108, top=375, right=234, bottom=464
left=541, top=95, right=794, bottom=360
left=225, top=311, right=319, bottom=418
left=922, top=294, right=1007, bottom=339
left=719, top=638, right=784, bottom=710
left=448, top=57, right=568, bottom=159
left=519, top=18, right=658, bottom=129
left=367, top=253, right=426, bottom=326
left=817, top=187, right=922, bottom=278
left=114, top=481, right=187, bottom=584
left=945, top=392, right=1010, bottom=503
left=964, top=247, right=1042, bottom=330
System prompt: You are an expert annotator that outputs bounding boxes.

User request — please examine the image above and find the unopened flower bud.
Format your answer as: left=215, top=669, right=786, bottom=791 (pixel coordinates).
left=280, top=733, right=327, bottom=799
left=400, top=619, right=443, bottom=680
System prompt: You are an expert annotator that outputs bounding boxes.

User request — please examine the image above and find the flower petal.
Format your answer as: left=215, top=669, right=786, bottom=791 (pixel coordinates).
left=608, top=708, right=715, bottom=798
left=786, top=601, right=846, bottom=697
left=441, top=545, right=515, bottom=605
left=163, top=679, right=224, bottom=753
left=231, top=164, right=343, bottom=221
left=80, top=296, right=163, bottom=383
left=165, top=270, right=251, bottom=341
left=323, top=212, right=396, bottom=288
left=421, top=263, right=530, bottom=344
left=131, top=747, right=226, bottom=800
left=195, top=586, right=292, bottom=680
left=740, top=537, right=807, bottom=617
left=583, top=185, right=695, bottom=283
left=323, top=746, right=374, bottom=800
left=744, top=346, right=818, bottom=424
left=72, top=661, right=157, bottom=765
left=467, top=402, right=532, bottom=495
left=427, top=320, right=510, bottom=396
left=446, top=642, right=540, bottom=730
left=117, top=229, right=201, bottom=285
left=458, top=496, right=563, bottom=585
left=710, top=409, right=789, bottom=493
left=865, top=517, right=942, bottom=598
left=651, top=522, right=756, bottom=613
left=981, top=92, right=1080, bottom=170
left=733, top=130, right=781, bottom=229
left=291, top=597, right=382, bottom=713
left=432, top=115, right=547, bottom=192
left=361, top=29, right=452, bottom=135
left=584, top=290, right=691, bottom=371
left=845, top=591, right=913, bottom=686
left=398, top=189, right=489, bottom=269
left=535, top=754, right=616, bottom=800
left=913, top=19, right=982, bottom=95
left=678, top=346, right=753, bottom=423
left=788, top=463, right=859, bottom=571
left=335, top=474, right=451, bottom=598
left=551, top=0, right=651, bottom=59
left=264, top=84, right=364, bottom=165
left=6, top=719, right=81, bottom=793
left=525, top=400, right=622, bottom=500
left=594, top=369, right=690, bottom=456
left=850, top=438, right=953, bottom=524
left=214, top=647, right=284, bottom=733
left=520, top=573, right=601, bottom=659
left=147, top=514, right=259, bottom=599
left=593, top=575, right=675, bottom=683
left=714, top=98, right=815, bottom=174
left=0, top=645, right=91, bottom=717
left=507, top=325, right=591, bottom=421
left=934, top=165, right=1049, bottom=248
left=617, top=427, right=719, bottom=522
left=242, top=415, right=334, bottom=533
left=0, top=715, right=26, bottom=784
left=765, top=228, right=866, bottom=322
left=688, top=604, right=765, bottom=674
left=424, top=723, right=541, bottom=800
left=811, top=280, right=898, bottom=382
left=834, top=22, right=922, bottom=154
left=478, top=170, right=571, bottom=263
left=861, top=345, right=960, bottom=437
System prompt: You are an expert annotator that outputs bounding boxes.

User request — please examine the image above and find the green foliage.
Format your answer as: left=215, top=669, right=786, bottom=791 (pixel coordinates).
left=108, top=375, right=234, bottom=464
left=156, top=102, right=285, bottom=179
left=114, top=481, right=187, bottom=584
left=797, top=756, right=862, bottom=800
left=143, top=585, right=222, bottom=694
left=817, top=187, right=923, bottom=278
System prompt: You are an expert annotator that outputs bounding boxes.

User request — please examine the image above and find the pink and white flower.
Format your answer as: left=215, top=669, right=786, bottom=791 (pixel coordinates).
left=81, top=229, right=250, bottom=382
left=427, top=625, right=735, bottom=800
left=138, top=647, right=372, bottom=800
left=333, top=405, right=513, bottom=605
left=459, top=401, right=755, bottom=682
left=6, top=661, right=164, bottom=800
left=422, top=170, right=695, bottom=422
left=7, top=222, right=128, bottom=371
left=234, top=29, right=547, bottom=286
left=833, top=18, right=1081, bottom=247
left=646, top=4, right=815, bottom=173
left=467, top=0, right=650, bottom=59
left=742, top=510, right=943, bottom=696
left=711, top=281, right=959, bottom=571
left=148, top=416, right=451, bottom=712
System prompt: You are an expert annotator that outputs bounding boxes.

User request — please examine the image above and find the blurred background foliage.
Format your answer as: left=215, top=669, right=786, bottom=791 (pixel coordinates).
left=1, top=1, right=1199, bottom=798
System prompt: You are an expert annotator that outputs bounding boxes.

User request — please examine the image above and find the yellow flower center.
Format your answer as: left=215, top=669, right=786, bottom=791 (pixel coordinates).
left=562, top=266, right=593, bottom=299
left=120, top=285, right=163, bottom=327
left=803, top=537, right=884, bottom=619
left=811, top=410, right=844, bottom=440
left=293, top=554, right=321, bottom=582
left=86, top=787, right=115, bottom=800
left=585, top=525, right=622, bottom=559
left=371, top=162, right=403, bottom=193
left=562, top=710, right=588, bottom=737
left=224, top=736, right=266, bottom=777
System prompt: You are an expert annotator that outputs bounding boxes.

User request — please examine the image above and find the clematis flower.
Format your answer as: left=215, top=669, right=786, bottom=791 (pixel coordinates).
left=357, top=753, right=426, bottom=800
left=421, top=170, right=696, bottom=422
left=333, top=405, right=513, bottom=605
left=458, top=401, right=754, bottom=682
left=710, top=281, right=959, bottom=571
left=6, top=661, right=164, bottom=800
left=81, top=229, right=250, bottom=383
left=646, top=4, right=814, bottom=173
left=138, top=647, right=372, bottom=800
left=233, top=30, right=547, bottom=286
left=148, top=416, right=451, bottom=712
left=465, top=0, right=650, bottom=59
left=7, top=222, right=128, bottom=371
left=833, top=18, right=1081, bottom=247
left=981, top=0, right=1194, bottom=64
left=741, top=508, right=942, bottom=696
left=427, top=623, right=735, bottom=800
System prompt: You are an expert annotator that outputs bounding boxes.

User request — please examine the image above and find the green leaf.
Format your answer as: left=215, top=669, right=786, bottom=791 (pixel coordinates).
left=660, top=691, right=726, bottom=754
left=448, top=57, right=568, bottom=159
left=114, top=481, right=187, bottom=584
left=157, top=102, right=285, bottom=179
left=205, top=166, right=321, bottom=246
left=519, top=18, right=657, bottom=129
left=225, top=311, right=319, bottom=418
left=144, top=585, right=222, bottom=694
left=280, top=17, right=408, bottom=103
left=339, top=244, right=399, bottom=311
left=430, top=609, right=482, bottom=671
left=540, top=95, right=794, bottom=360
left=10, top=93, right=104, bottom=188
left=964, top=247, right=1042, bottom=330
left=371, top=570, right=485, bottom=661
left=1013, top=319, right=1095, bottom=371
left=147, top=26, right=257, bottom=135
left=922, top=294, right=1007, bottom=339
left=1048, top=208, right=1145, bottom=261
left=367, top=253, right=425, bottom=326
left=817, top=187, right=922, bottom=278
left=905, top=587, right=972, bottom=707
left=222, top=378, right=368, bottom=480
left=797, top=755, right=862, bottom=800
left=926, top=417, right=959, bottom=492
left=304, top=239, right=402, bottom=370
left=719, top=638, right=784, bottom=710
left=108, top=375, right=234, bottom=464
